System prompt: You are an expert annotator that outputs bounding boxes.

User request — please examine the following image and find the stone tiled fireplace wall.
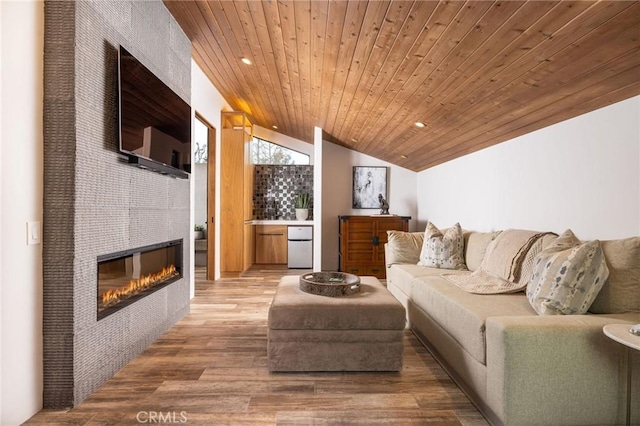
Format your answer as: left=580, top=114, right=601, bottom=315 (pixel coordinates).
left=43, top=0, right=191, bottom=407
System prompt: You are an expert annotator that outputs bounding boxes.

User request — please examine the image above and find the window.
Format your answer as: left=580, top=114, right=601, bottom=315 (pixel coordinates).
left=194, top=116, right=208, bottom=163
left=251, top=137, right=310, bottom=165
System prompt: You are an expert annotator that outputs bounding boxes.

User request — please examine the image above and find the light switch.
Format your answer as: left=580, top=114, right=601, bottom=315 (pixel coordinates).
left=27, top=221, right=41, bottom=245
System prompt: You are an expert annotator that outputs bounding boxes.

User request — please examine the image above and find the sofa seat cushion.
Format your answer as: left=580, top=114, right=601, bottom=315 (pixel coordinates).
left=410, top=275, right=536, bottom=364
left=388, top=264, right=470, bottom=298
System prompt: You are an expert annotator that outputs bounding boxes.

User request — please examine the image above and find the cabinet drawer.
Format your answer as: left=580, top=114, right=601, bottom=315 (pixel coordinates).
left=342, top=264, right=366, bottom=275
left=366, top=265, right=385, bottom=278
left=256, top=225, right=287, bottom=236
left=340, top=264, right=386, bottom=279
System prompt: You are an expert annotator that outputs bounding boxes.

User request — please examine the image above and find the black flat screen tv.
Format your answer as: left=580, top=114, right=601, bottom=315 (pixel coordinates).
left=118, top=46, right=191, bottom=178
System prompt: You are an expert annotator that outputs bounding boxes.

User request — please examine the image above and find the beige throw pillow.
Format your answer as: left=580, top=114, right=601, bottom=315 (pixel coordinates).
left=386, top=231, right=424, bottom=266
left=526, top=229, right=609, bottom=315
left=418, top=222, right=466, bottom=270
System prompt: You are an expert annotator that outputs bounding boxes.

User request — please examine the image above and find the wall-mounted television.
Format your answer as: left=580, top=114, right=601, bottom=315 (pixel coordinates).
left=118, top=46, right=191, bottom=179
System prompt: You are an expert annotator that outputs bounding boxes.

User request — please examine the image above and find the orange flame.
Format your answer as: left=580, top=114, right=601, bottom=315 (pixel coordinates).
left=99, top=265, right=178, bottom=310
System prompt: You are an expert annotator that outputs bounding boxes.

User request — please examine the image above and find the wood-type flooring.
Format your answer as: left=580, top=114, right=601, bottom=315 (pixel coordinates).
left=26, top=266, right=487, bottom=425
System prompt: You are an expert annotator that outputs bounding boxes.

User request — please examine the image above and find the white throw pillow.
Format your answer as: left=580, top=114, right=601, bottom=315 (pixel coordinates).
left=526, top=229, right=609, bottom=315
left=418, top=222, right=466, bottom=270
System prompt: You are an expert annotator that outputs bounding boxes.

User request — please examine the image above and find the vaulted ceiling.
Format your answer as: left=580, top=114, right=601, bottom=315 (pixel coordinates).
left=164, top=0, right=640, bottom=171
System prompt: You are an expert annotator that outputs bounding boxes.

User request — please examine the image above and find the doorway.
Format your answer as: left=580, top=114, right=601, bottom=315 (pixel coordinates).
left=194, top=113, right=216, bottom=281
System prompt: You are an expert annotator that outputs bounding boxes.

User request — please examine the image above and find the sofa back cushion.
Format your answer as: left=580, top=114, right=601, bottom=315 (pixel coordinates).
left=386, top=231, right=424, bottom=266
left=589, top=236, right=640, bottom=314
left=465, top=231, right=501, bottom=272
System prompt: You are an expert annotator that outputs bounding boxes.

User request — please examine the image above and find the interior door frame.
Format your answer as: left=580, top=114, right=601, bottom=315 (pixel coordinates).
left=195, top=112, right=216, bottom=281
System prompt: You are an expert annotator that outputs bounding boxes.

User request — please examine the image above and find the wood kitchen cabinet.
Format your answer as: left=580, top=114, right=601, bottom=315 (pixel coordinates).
left=255, top=225, right=288, bottom=264
left=338, top=215, right=410, bottom=278
left=220, top=112, right=254, bottom=273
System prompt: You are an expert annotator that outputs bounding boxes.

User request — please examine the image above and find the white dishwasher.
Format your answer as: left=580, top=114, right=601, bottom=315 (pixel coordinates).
left=287, top=226, right=313, bottom=268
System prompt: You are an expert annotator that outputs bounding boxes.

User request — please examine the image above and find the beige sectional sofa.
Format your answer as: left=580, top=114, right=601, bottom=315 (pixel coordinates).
left=385, top=228, right=640, bottom=426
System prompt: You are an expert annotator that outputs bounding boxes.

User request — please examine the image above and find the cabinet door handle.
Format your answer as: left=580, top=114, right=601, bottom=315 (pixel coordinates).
left=372, top=236, right=379, bottom=246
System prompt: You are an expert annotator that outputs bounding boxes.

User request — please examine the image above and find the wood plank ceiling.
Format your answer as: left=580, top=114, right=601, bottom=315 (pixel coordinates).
left=164, top=0, right=640, bottom=172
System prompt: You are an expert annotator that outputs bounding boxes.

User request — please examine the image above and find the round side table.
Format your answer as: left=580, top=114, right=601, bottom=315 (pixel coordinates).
left=603, top=323, right=640, bottom=426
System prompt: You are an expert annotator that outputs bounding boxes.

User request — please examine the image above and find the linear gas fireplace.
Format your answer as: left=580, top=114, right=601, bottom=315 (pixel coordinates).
left=97, top=239, right=183, bottom=320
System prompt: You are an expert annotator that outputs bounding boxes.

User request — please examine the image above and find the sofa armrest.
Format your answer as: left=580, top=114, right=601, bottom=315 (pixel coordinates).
left=485, top=314, right=640, bottom=426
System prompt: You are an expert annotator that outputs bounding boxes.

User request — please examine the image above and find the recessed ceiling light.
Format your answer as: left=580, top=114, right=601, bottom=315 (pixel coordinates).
left=414, top=121, right=426, bottom=128
left=272, top=125, right=278, bottom=130
left=241, top=57, right=252, bottom=65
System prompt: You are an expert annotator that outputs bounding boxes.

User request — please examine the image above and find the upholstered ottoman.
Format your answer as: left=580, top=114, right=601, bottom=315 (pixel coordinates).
left=268, top=275, right=406, bottom=372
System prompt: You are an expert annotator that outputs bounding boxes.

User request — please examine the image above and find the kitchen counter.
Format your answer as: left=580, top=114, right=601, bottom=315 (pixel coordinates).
left=245, top=220, right=315, bottom=226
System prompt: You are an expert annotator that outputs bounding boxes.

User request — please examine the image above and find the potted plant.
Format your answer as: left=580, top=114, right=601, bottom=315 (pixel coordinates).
left=194, top=224, right=205, bottom=240
left=294, top=191, right=311, bottom=221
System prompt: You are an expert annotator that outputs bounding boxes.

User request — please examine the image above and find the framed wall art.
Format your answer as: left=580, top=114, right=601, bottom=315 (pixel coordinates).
left=352, top=166, right=387, bottom=209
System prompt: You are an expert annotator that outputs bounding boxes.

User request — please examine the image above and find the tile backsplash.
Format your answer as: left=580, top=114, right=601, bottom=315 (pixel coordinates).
left=253, top=165, right=314, bottom=220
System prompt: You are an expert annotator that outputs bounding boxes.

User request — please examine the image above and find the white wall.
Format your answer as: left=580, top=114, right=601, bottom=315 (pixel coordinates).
left=193, top=163, right=207, bottom=228
left=321, top=141, right=418, bottom=270
left=253, top=125, right=314, bottom=163
left=1, top=1, right=44, bottom=424
left=417, top=96, right=640, bottom=240
left=313, top=127, right=324, bottom=271
left=0, top=3, right=3, bottom=420
left=190, top=60, right=231, bottom=282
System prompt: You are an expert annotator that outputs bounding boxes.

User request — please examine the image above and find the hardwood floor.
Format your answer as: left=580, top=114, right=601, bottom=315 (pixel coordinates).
left=26, top=266, right=487, bottom=425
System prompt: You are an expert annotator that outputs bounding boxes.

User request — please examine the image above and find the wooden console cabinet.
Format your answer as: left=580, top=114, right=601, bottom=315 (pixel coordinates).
left=338, top=215, right=410, bottom=279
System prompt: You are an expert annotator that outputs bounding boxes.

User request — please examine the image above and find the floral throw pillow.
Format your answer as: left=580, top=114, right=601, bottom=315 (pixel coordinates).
left=418, top=222, right=466, bottom=270
left=526, top=229, right=609, bottom=315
